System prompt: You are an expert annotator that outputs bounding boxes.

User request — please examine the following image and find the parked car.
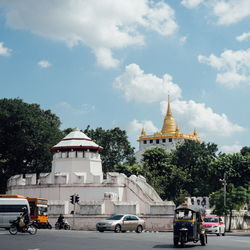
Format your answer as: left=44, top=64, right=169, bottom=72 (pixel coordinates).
left=203, top=215, right=225, bottom=236
left=96, top=214, right=145, bottom=233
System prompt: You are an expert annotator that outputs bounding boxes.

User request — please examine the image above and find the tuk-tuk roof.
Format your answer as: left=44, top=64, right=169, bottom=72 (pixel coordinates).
left=175, top=204, right=205, bottom=214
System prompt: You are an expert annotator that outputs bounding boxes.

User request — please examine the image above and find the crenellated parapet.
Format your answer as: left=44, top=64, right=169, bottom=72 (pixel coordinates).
left=7, top=129, right=175, bottom=217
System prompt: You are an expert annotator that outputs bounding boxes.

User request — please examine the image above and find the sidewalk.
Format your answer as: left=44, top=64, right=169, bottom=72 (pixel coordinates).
left=230, top=229, right=250, bottom=233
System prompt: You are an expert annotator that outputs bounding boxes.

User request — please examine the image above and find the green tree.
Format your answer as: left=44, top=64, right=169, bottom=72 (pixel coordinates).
left=84, top=126, right=135, bottom=173
left=142, top=147, right=190, bottom=201
left=210, top=184, right=250, bottom=231
left=0, top=98, right=63, bottom=193
left=211, top=153, right=250, bottom=189
left=240, top=146, right=250, bottom=156
left=115, top=163, right=144, bottom=177
left=171, top=140, right=218, bottom=196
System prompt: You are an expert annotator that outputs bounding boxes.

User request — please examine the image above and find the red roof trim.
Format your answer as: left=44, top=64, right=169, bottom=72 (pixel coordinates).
left=51, top=145, right=103, bottom=152
left=63, top=138, right=92, bottom=141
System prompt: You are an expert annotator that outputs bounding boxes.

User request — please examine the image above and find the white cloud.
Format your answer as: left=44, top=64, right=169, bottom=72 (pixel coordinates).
left=181, top=0, right=204, bottom=9
left=198, top=49, right=250, bottom=88
left=236, top=32, right=250, bottom=42
left=142, top=1, right=178, bottom=36
left=94, top=48, right=120, bottom=69
left=114, top=64, right=182, bottom=103
left=220, top=143, right=242, bottom=153
left=182, top=0, right=250, bottom=25
left=180, top=36, right=187, bottom=45
left=128, top=119, right=158, bottom=135
left=37, top=60, right=51, bottom=68
left=160, top=99, right=245, bottom=139
left=211, top=0, right=250, bottom=25
left=56, top=102, right=95, bottom=115
left=127, top=119, right=159, bottom=148
left=0, top=42, right=11, bottom=56
left=0, top=0, right=178, bottom=68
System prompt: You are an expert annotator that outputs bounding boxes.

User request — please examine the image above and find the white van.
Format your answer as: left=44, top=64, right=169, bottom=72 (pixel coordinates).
left=0, top=198, right=30, bottom=229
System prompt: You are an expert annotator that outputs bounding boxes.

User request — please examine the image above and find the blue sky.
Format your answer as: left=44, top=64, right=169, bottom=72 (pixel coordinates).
left=0, top=0, right=250, bottom=152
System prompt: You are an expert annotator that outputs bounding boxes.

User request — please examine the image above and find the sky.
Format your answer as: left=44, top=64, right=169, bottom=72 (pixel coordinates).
left=0, top=0, right=250, bottom=153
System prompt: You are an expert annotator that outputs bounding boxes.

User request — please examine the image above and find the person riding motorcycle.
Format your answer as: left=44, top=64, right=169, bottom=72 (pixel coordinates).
left=57, top=214, right=65, bottom=229
left=19, top=207, right=30, bottom=230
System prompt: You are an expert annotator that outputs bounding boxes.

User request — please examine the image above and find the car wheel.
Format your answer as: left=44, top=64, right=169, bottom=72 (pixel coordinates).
left=114, top=224, right=121, bottom=233
left=136, top=225, right=143, bottom=233
left=216, top=228, right=221, bottom=236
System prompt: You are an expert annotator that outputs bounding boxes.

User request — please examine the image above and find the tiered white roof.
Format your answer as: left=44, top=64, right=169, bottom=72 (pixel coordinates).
left=51, top=130, right=103, bottom=151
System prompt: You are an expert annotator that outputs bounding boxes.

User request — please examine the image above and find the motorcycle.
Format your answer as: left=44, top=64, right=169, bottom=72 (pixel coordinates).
left=55, top=220, right=70, bottom=230
left=9, top=217, right=37, bottom=235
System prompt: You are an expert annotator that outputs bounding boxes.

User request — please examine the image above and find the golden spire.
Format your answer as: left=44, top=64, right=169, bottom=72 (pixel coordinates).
left=161, top=95, right=177, bottom=134
left=193, top=128, right=198, bottom=136
left=141, top=127, right=146, bottom=136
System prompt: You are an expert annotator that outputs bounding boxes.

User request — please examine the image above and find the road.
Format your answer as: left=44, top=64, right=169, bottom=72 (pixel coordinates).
left=0, top=229, right=249, bottom=250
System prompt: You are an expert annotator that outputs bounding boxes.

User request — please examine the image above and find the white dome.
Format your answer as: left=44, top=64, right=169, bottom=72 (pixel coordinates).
left=51, top=130, right=103, bottom=151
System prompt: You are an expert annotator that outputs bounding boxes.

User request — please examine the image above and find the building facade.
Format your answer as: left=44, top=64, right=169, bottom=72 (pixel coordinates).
left=135, top=97, right=201, bottom=161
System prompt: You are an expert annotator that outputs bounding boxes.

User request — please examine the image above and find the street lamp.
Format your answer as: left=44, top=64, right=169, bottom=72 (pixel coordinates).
left=219, top=173, right=227, bottom=231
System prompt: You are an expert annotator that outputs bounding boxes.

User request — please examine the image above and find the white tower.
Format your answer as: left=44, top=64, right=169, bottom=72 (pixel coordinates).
left=51, top=129, right=103, bottom=184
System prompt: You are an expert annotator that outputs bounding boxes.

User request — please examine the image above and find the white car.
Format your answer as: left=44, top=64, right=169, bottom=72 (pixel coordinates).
left=96, top=214, right=145, bottom=233
left=203, top=215, right=225, bottom=236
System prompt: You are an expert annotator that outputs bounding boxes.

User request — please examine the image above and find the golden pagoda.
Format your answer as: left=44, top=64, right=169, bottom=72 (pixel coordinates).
left=161, top=96, right=177, bottom=135
left=137, top=96, right=201, bottom=155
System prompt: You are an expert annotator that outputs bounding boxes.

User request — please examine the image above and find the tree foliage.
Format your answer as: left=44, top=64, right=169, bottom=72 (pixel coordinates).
left=141, top=147, right=190, bottom=201
left=210, top=153, right=250, bottom=190
left=0, top=98, right=63, bottom=193
left=171, top=140, right=218, bottom=196
left=84, top=126, right=135, bottom=173
left=209, top=184, right=250, bottom=231
left=140, top=140, right=250, bottom=205
left=240, top=146, right=250, bottom=156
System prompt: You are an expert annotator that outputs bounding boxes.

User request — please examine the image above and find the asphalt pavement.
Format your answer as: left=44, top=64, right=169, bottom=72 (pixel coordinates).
left=0, top=229, right=249, bottom=250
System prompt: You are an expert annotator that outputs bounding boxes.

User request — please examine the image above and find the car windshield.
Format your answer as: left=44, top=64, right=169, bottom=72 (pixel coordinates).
left=107, top=215, right=123, bottom=220
left=175, top=209, right=193, bottom=220
left=204, top=217, right=219, bottom=223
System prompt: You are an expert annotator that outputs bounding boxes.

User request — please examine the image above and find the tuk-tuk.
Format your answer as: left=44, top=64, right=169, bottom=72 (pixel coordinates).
left=173, top=203, right=207, bottom=247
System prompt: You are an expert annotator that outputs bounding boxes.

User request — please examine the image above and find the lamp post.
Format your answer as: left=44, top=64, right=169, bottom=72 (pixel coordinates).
left=219, top=173, right=227, bottom=231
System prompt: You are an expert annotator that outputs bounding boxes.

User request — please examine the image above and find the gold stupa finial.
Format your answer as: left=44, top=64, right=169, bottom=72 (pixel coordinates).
left=193, top=128, right=198, bottom=136
left=175, top=125, right=180, bottom=134
left=141, top=127, right=146, bottom=136
left=161, top=95, right=177, bottom=134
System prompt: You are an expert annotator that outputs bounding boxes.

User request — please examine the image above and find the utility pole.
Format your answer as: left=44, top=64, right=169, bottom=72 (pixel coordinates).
left=73, top=193, right=76, bottom=230
left=70, top=193, right=80, bottom=230
left=220, top=173, right=227, bottom=231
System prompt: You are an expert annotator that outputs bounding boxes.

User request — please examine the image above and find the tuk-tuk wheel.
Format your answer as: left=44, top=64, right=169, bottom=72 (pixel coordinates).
left=173, top=238, right=179, bottom=247
left=200, top=233, right=206, bottom=246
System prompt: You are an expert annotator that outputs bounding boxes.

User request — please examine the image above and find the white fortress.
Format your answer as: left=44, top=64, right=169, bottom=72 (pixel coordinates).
left=7, top=130, right=175, bottom=217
